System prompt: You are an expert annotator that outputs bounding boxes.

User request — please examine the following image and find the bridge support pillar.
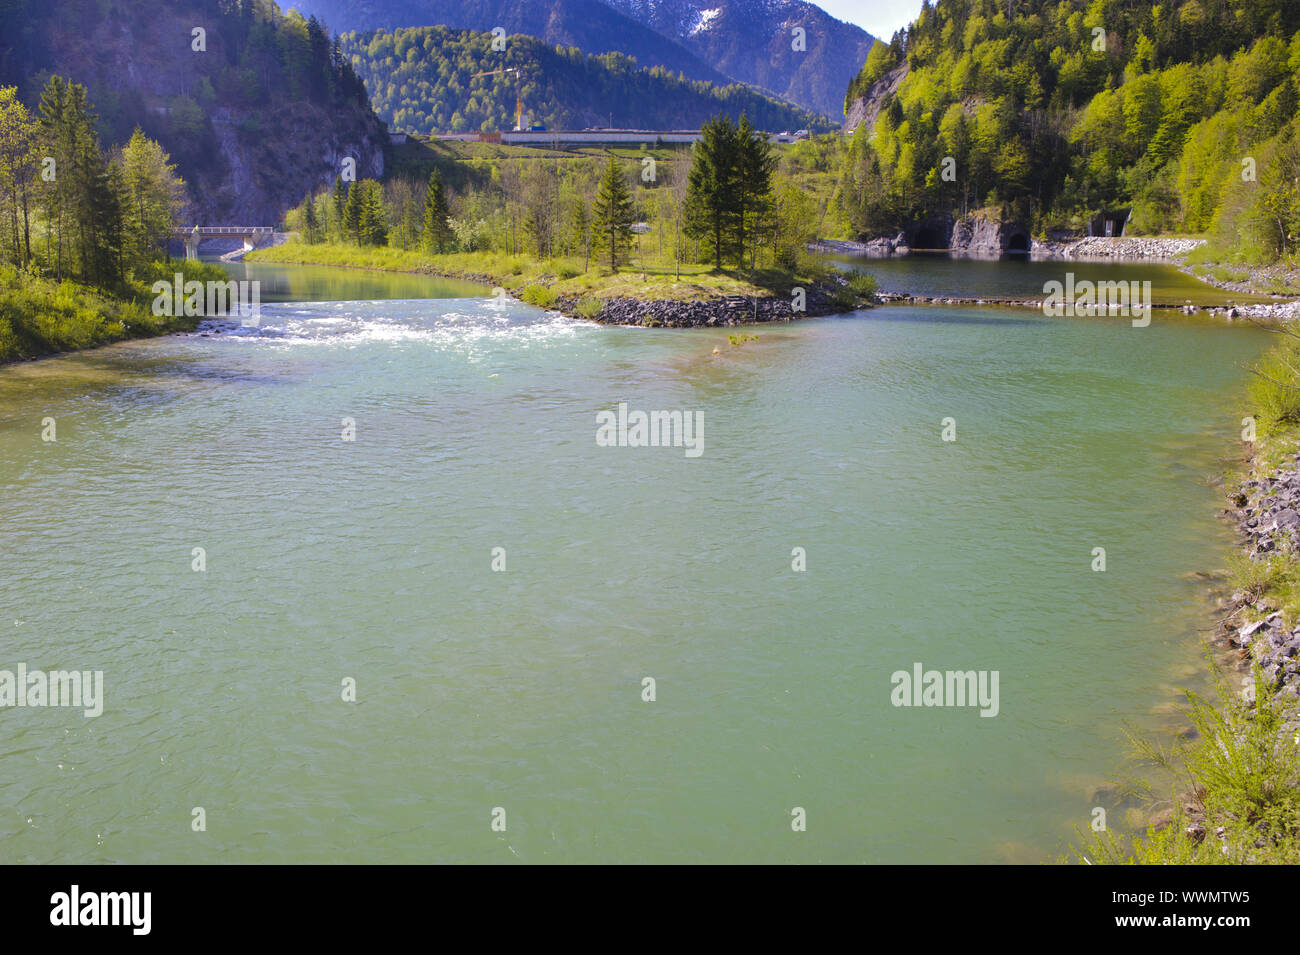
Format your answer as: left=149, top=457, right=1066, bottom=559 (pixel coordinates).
left=184, top=228, right=201, bottom=261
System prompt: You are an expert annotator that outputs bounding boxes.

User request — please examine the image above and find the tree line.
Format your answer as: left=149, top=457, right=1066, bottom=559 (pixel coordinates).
left=343, top=25, right=828, bottom=136
left=836, top=0, right=1300, bottom=262
left=284, top=114, right=817, bottom=277
left=0, top=0, right=373, bottom=219
left=0, top=77, right=186, bottom=286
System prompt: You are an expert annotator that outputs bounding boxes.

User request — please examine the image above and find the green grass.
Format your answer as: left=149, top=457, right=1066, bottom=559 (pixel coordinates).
left=846, top=272, right=878, bottom=298
left=518, top=284, right=559, bottom=308
left=0, top=261, right=228, bottom=363
left=1247, top=335, right=1300, bottom=434
left=247, top=240, right=858, bottom=309
left=573, top=296, right=603, bottom=319
left=1068, top=668, right=1300, bottom=864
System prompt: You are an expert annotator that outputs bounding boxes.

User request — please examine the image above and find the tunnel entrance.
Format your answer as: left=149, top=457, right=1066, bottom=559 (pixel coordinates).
left=1004, top=232, right=1030, bottom=254
left=912, top=223, right=949, bottom=251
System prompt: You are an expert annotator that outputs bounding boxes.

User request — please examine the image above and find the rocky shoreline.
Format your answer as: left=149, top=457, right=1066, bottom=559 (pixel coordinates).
left=1215, top=453, right=1300, bottom=711
left=560, top=282, right=857, bottom=327
left=874, top=291, right=1300, bottom=321
left=1180, top=261, right=1300, bottom=298
left=1048, top=236, right=1206, bottom=259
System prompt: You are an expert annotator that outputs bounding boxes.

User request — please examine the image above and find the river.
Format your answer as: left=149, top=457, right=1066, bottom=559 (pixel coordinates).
left=0, top=259, right=1273, bottom=863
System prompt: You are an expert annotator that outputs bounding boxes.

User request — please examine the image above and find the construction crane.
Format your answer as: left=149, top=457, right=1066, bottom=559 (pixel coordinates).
left=470, top=67, right=527, bottom=131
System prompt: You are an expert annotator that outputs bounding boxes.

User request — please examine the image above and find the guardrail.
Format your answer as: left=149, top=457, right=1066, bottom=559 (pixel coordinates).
left=171, top=227, right=274, bottom=235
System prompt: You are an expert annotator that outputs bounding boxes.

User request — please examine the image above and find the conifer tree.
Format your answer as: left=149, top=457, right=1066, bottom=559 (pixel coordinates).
left=331, top=176, right=347, bottom=242
left=343, top=179, right=362, bottom=245
left=421, top=168, right=452, bottom=253
left=684, top=114, right=741, bottom=270
left=358, top=180, right=387, bottom=246
left=303, top=190, right=320, bottom=243
left=590, top=156, right=633, bottom=272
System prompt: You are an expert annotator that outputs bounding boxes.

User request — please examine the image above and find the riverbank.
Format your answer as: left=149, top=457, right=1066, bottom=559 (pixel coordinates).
left=1180, top=260, right=1300, bottom=298
left=245, top=241, right=875, bottom=326
left=874, top=291, right=1300, bottom=322
left=811, top=234, right=1210, bottom=261
left=819, top=231, right=1300, bottom=320
left=0, top=262, right=229, bottom=364
left=1073, top=331, right=1300, bottom=865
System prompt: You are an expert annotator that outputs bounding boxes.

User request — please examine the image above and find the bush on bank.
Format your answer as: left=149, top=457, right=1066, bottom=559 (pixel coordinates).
left=0, top=260, right=229, bottom=364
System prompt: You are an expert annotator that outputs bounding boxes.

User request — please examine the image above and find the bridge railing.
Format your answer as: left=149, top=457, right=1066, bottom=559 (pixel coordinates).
left=171, top=227, right=274, bottom=235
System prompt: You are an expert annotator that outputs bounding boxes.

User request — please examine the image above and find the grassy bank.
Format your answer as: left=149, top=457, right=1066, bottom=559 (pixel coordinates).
left=1183, top=246, right=1300, bottom=298
left=0, top=261, right=231, bottom=364
left=245, top=241, right=874, bottom=313
left=1069, top=328, right=1300, bottom=865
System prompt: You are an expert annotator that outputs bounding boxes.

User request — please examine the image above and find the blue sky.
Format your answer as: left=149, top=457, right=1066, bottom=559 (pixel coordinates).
left=817, top=0, right=924, bottom=40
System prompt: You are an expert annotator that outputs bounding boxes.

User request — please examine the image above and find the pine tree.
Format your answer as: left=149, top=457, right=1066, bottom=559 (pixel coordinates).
left=421, top=168, right=452, bottom=253
left=303, top=190, right=320, bottom=243
left=358, top=180, right=387, bottom=246
left=734, top=114, right=775, bottom=270
left=35, top=77, right=120, bottom=285
left=331, top=176, right=347, bottom=241
left=568, top=197, right=591, bottom=273
left=343, top=179, right=362, bottom=245
left=590, top=156, right=633, bottom=272
left=37, top=75, right=69, bottom=277
left=684, top=115, right=741, bottom=270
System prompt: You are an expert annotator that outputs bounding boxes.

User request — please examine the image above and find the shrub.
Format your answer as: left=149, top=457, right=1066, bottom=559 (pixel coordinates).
left=573, top=296, right=603, bottom=319
left=1248, top=338, right=1300, bottom=430
left=847, top=271, right=878, bottom=298
left=1068, top=668, right=1300, bottom=864
left=519, top=284, right=559, bottom=308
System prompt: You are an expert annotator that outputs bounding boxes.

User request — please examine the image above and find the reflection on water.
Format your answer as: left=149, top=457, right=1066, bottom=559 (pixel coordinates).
left=220, top=260, right=489, bottom=302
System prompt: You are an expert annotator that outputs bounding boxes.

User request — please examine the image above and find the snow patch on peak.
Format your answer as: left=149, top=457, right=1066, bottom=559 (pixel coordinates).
left=690, top=8, right=721, bottom=35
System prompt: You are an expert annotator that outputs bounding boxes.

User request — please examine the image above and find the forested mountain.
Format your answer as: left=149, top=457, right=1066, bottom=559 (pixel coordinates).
left=602, top=0, right=875, bottom=118
left=837, top=0, right=1300, bottom=261
left=342, top=25, right=832, bottom=134
left=0, top=0, right=388, bottom=221
left=276, top=0, right=871, bottom=117
left=279, top=0, right=735, bottom=87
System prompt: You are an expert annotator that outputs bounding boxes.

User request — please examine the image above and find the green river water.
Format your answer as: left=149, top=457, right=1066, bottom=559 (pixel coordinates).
left=0, top=258, right=1276, bottom=863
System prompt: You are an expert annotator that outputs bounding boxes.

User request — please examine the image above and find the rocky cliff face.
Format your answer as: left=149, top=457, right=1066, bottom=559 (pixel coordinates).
left=844, top=61, right=907, bottom=133
left=947, top=216, right=1030, bottom=256
left=191, top=104, right=385, bottom=224
left=850, top=215, right=1030, bottom=256
left=7, top=0, right=387, bottom=223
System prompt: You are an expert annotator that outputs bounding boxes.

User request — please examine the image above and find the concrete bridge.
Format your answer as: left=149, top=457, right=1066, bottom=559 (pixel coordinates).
left=173, top=226, right=274, bottom=260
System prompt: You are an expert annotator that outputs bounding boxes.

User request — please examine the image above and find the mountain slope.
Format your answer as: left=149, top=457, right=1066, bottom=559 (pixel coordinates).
left=343, top=25, right=831, bottom=133
left=602, top=0, right=875, bottom=117
left=281, top=0, right=735, bottom=86
left=0, top=0, right=387, bottom=222
left=836, top=0, right=1300, bottom=250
